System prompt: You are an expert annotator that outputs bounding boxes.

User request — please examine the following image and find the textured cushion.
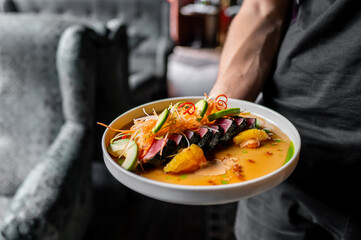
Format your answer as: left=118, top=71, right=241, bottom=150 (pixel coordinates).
left=2, top=0, right=164, bottom=35
left=0, top=196, right=12, bottom=227
left=1, top=0, right=173, bottom=106
left=0, top=14, right=95, bottom=195
left=1, top=122, right=92, bottom=240
left=0, top=15, right=97, bottom=239
left=1, top=0, right=170, bottom=66
left=132, top=38, right=158, bottom=58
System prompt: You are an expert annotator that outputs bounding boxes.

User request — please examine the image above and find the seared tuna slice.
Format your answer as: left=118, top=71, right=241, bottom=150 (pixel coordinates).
left=169, top=134, right=187, bottom=153
left=233, top=116, right=248, bottom=135
left=168, top=134, right=182, bottom=145
left=141, top=138, right=176, bottom=167
left=196, top=127, right=213, bottom=149
left=208, top=125, right=224, bottom=149
left=244, top=118, right=256, bottom=129
left=184, top=129, right=201, bottom=145
left=216, top=118, right=237, bottom=143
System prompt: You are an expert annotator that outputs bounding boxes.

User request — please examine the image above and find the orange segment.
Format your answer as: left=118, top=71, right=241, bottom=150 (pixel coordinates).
left=233, top=129, right=269, bottom=146
left=164, top=144, right=206, bottom=173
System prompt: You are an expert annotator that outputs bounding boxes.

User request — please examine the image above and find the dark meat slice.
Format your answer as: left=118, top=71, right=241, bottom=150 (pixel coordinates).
left=141, top=117, right=257, bottom=169
left=169, top=134, right=187, bottom=153
left=184, top=130, right=201, bottom=145
left=195, top=127, right=213, bottom=149
left=216, top=118, right=237, bottom=143
left=208, top=125, right=224, bottom=149
left=233, top=116, right=248, bottom=135
left=244, top=118, right=256, bottom=129
left=141, top=138, right=176, bottom=167
left=168, top=134, right=182, bottom=145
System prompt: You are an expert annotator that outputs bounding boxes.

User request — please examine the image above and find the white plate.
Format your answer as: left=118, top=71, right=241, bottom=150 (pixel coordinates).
left=102, top=97, right=301, bottom=205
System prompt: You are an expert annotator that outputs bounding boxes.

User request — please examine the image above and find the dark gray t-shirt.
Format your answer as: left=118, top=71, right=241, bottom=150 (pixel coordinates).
left=263, top=0, right=361, bottom=210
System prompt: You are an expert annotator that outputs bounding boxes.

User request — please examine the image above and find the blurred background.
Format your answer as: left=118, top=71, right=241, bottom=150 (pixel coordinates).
left=0, top=0, right=243, bottom=239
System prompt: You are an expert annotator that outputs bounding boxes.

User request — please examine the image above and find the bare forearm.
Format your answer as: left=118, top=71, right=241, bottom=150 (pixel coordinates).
left=210, top=0, right=291, bottom=101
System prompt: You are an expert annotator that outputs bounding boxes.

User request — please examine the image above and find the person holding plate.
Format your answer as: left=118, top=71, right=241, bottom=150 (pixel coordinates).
left=210, top=0, right=361, bottom=239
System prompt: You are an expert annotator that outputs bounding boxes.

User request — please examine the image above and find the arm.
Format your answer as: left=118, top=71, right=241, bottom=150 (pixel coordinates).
left=209, top=0, right=291, bottom=101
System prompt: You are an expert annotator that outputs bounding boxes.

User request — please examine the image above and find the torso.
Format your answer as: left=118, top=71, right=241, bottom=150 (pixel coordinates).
left=263, top=0, right=361, bottom=209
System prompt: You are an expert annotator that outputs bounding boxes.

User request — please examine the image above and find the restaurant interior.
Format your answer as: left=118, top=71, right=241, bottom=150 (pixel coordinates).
left=0, top=0, right=244, bottom=239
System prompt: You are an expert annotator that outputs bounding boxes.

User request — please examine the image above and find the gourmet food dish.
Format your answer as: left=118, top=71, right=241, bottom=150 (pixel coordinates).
left=100, top=95, right=294, bottom=186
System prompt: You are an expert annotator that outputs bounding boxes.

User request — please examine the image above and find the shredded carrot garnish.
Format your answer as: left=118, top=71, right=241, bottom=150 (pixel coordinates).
left=97, top=122, right=126, bottom=133
left=99, top=94, right=234, bottom=162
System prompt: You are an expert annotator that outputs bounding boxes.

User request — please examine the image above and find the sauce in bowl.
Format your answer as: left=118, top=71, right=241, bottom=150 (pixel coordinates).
left=139, top=115, right=290, bottom=186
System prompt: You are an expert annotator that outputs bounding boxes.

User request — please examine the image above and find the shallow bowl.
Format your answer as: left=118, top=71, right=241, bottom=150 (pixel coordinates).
left=102, top=97, right=301, bottom=205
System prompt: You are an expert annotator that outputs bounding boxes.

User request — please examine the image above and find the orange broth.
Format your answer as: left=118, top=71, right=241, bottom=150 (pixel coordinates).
left=138, top=115, right=291, bottom=186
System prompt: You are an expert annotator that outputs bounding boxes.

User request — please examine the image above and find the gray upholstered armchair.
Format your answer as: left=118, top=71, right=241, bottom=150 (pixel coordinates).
left=0, top=14, right=104, bottom=239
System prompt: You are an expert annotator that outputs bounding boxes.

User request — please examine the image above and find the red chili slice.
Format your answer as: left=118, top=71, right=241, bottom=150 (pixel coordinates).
left=178, top=102, right=196, bottom=115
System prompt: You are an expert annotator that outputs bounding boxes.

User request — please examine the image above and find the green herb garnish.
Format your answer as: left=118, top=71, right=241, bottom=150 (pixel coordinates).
left=284, top=141, right=294, bottom=165
left=179, top=174, right=188, bottom=180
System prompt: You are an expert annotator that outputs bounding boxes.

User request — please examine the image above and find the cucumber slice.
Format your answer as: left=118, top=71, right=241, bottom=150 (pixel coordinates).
left=108, top=139, right=138, bottom=170
left=207, top=108, right=241, bottom=122
left=152, top=108, right=169, bottom=133
left=195, top=99, right=208, bottom=121
left=255, top=119, right=262, bottom=129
